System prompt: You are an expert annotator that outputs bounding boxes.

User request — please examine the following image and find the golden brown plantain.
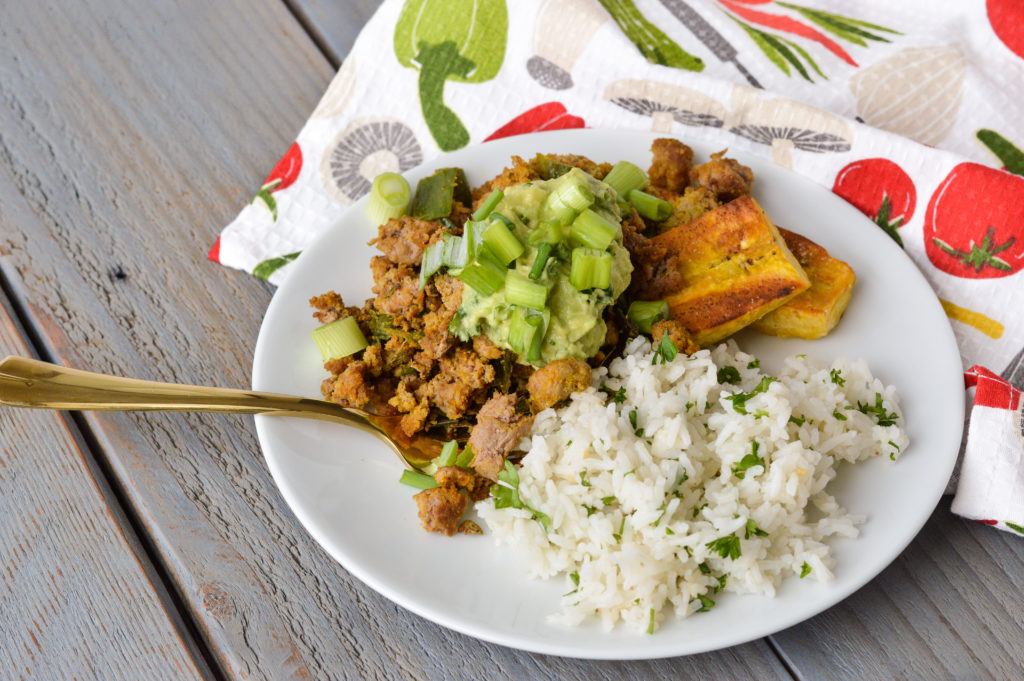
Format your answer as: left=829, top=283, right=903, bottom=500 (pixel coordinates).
left=752, top=229, right=856, bottom=339
left=649, top=196, right=811, bottom=345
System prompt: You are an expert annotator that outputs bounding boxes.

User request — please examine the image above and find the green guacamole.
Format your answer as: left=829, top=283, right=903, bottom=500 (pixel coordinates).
left=450, top=168, right=633, bottom=365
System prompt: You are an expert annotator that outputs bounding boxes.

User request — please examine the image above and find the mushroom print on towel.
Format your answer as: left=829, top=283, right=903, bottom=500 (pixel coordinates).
left=598, top=0, right=704, bottom=71
left=726, top=85, right=851, bottom=168
left=528, top=0, right=608, bottom=90
left=320, top=118, right=423, bottom=205
left=850, top=46, right=967, bottom=147
left=604, top=79, right=725, bottom=132
left=394, top=0, right=508, bottom=152
left=312, top=56, right=358, bottom=120
left=716, top=0, right=901, bottom=81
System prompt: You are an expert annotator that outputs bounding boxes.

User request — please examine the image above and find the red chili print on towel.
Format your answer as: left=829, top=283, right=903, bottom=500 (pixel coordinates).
left=924, top=163, right=1024, bottom=278
left=253, top=142, right=303, bottom=221
left=988, top=0, right=1024, bottom=60
left=832, top=158, right=916, bottom=247
left=484, top=102, right=585, bottom=141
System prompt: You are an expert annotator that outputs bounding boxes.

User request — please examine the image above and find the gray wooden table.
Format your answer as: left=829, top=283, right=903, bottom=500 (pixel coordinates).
left=0, top=2, right=1021, bottom=680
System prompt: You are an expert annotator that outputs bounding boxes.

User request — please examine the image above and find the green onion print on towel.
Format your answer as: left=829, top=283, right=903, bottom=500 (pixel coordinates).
left=717, top=0, right=901, bottom=81
left=977, top=129, right=1024, bottom=176
left=598, top=0, right=704, bottom=72
left=394, top=0, right=508, bottom=152
left=252, top=251, right=301, bottom=281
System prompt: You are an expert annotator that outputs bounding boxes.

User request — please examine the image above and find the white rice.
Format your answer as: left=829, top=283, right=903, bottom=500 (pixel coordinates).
left=476, top=338, right=908, bottom=633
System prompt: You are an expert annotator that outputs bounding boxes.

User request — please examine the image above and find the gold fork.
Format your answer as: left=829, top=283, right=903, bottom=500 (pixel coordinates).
left=0, top=356, right=440, bottom=470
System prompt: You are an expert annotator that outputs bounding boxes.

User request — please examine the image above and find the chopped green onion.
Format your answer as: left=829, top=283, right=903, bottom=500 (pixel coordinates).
left=435, top=440, right=458, bottom=468
left=529, top=242, right=552, bottom=280
left=442, top=233, right=469, bottom=269
left=365, top=172, right=412, bottom=225
left=311, top=316, right=368, bottom=361
left=455, top=443, right=475, bottom=468
left=527, top=220, right=566, bottom=245
left=410, top=167, right=469, bottom=220
left=569, top=248, right=613, bottom=291
left=419, top=240, right=447, bottom=288
left=505, top=270, right=550, bottom=310
left=603, top=161, right=648, bottom=198
left=454, top=254, right=506, bottom=296
left=488, top=212, right=515, bottom=229
left=399, top=469, right=438, bottom=490
left=482, top=220, right=525, bottom=265
left=628, top=189, right=673, bottom=221
left=472, top=189, right=503, bottom=221
left=542, top=176, right=594, bottom=224
left=627, top=300, right=670, bottom=334
left=508, top=307, right=547, bottom=362
left=570, top=209, right=617, bottom=250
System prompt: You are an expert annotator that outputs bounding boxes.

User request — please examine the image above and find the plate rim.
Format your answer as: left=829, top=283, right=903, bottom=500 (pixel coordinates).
left=252, top=128, right=965, bottom=659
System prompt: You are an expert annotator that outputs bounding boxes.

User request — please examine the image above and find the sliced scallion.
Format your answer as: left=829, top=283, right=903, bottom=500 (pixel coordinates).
left=508, top=306, right=547, bottom=362
left=311, top=316, right=368, bottom=361
left=542, top=176, right=594, bottom=224
left=529, top=242, right=552, bottom=280
left=570, top=209, right=617, bottom=250
left=419, top=240, right=447, bottom=288
left=482, top=220, right=525, bottom=265
left=365, top=172, right=412, bottom=225
left=435, top=440, right=459, bottom=468
left=603, top=161, right=648, bottom=198
left=454, top=254, right=506, bottom=296
left=505, top=270, right=550, bottom=310
left=455, top=443, right=475, bottom=468
left=569, top=248, right=613, bottom=291
left=399, top=470, right=438, bottom=490
left=472, top=189, right=503, bottom=221
left=628, top=189, right=673, bottom=221
left=627, top=300, right=670, bottom=334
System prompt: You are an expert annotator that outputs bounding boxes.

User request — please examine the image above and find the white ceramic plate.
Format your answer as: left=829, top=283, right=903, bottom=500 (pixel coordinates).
left=252, top=130, right=964, bottom=659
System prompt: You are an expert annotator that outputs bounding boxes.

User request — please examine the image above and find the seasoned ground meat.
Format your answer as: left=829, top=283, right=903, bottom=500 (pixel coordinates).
left=527, top=358, right=592, bottom=411
left=435, top=466, right=492, bottom=501
left=309, top=291, right=359, bottom=325
left=645, top=185, right=720, bottom=233
left=370, top=215, right=444, bottom=266
left=413, top=486, right=469, bottom=536
left=691, top=150, right=754, bottom=202
left=651, top=319, right=701, bottom=355
left=530, top=153, right=613, bottom=180
left=469, top=393, right=534, bottom=481
left=399, top=397, right=430, bottom=437
left=370, top=257, right=425, bottom=318
left=472, top=156, right=538, bottom=201
left=323, top=360, right=372, bottom=408
left=649, top=138, right=694, bottom=193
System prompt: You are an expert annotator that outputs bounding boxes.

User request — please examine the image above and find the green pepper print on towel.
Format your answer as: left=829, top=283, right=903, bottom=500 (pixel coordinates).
left=598, top=0, right=704, bottom=72
left=394, top=0, right=508, bottom=152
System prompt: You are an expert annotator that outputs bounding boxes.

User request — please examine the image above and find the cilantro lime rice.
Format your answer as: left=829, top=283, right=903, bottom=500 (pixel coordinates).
left=476, top=337, right=908, bottom=633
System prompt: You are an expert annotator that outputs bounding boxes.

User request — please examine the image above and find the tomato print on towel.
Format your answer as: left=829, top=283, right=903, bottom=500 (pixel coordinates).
left=987, top=0, right=1024, bottom=60
left=832, top=158, right=916, bottom=247
left=924, top=163, right=1024, bottom=279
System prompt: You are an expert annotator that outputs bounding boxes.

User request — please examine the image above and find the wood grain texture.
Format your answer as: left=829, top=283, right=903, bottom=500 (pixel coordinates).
left=773, top=500, right=1024, bottom=681
left=288, top=0, right=384, bottom=65
left=0, top=2, right=792, bottom=680
left=0, top=295, right=208, bottom=681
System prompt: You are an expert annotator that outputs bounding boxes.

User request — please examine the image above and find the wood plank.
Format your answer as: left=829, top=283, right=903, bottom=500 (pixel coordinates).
left=288, top=0, right=382, bottom=65
left=772, top=500, right=1024, bottom=680
left=0, top=1, right=794, bottom=680
left=0, top=292, right=210, bottom=681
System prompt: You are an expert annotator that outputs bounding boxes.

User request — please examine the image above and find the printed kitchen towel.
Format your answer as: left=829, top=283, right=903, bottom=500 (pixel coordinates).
left=211, top=0, right=1024, bottom=535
